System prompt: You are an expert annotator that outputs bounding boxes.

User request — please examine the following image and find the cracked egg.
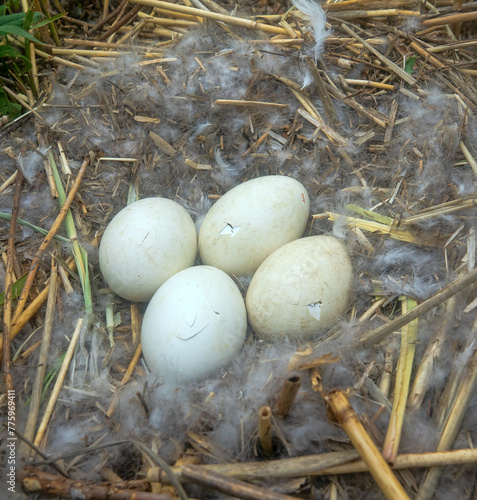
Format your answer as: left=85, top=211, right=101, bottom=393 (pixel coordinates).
left=198, top=175, right=310, bottom=277
left=246, top=236, right=352, bottom=341
left=141, top=266, right=247, bottom=384
left=99, top=198, right=197, bottom=302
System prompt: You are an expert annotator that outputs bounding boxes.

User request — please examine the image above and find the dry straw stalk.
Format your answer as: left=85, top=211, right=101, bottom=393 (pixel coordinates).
left=324, top=390, right=410, bottom=500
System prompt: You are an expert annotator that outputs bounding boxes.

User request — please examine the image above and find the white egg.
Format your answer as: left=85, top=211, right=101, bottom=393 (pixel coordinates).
left=99, top=198, right=197, bottom=302
left=141, top=266, right=247, bottom=384
left=198, top=175, right=310, bottom=276
left=246, top=236, right=352, bottom=341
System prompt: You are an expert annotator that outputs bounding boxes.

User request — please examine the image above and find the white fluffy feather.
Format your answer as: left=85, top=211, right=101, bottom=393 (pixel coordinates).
left=292, top=0, right=329, bottom=60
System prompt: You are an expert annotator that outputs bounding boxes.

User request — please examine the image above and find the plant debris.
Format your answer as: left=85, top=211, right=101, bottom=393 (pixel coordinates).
left=1, top=0, right=477, bottom=499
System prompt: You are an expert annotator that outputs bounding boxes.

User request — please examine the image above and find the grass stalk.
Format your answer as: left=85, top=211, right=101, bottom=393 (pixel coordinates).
left=33, top=317, right=84, bottom=450
left=324, top=390, right=409, bottom=500
left=416, top=343, right=477, bottom=499
left=19, top=256, right=58, bottom=461
left=48, top=152, right=92, bottom=316
left=11, top=158, right=88, bottom=325
left=382, top=297, right=418, bottom=463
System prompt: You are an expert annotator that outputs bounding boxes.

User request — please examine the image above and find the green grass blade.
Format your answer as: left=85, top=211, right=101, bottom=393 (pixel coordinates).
left=0, top=211, right=71, bottom=244
left=0, top=24, right=44, bottom=44
left=346, top=203, right=394, bottom=225
left=48, top=151, right=93, bottom=316
left=31, top=12, right=65, bottom=29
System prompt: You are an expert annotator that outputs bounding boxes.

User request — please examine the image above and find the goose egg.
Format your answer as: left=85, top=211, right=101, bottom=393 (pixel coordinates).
left=246, top=236, right=352, bottom=341
left=99, top=198, right=197, bottom=302
left=141, top=265, right=247, bottom=384
left=199, top=175, right=310, bottom=276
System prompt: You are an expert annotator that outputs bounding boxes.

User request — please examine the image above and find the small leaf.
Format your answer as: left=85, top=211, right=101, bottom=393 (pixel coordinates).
left=32, top=12, right=65, bottom=29
left=0, top=273, right=28, bottom=306
left=0, top=24, right=44, bottom=44
left=404, top=55, right=416, bottom=75
left=0, top=44, right=22, bottom=58
left=0, top=87, right=22, bottom=119
left=0, top=13, right=27, bottom=27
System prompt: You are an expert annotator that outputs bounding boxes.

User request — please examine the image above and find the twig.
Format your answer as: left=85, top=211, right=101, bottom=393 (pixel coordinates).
left=150, top=447, right=477, bottom=482
left=421, top=10, right=477, bottom=26
left=2, top=169, right=23, bottom=393
left=0, top=259, right=77, bottom=358
left=20, top=256, right=58, bottom=462
left=98, top=3, right=143, bottom=42
left=459, top=141, right=477, bottom=176
left=355, top=268, right=477, bottom=348
left=215, top=99, right=288, bottom=108
left=88, top=0, right=128, bottom=35
left=129, top=0, right=289, bottom=34
left=408, top=300, right=456, bottom=412
left=340, top=23, right=416, bottom=86
left=276, top=374, right=302, bottom=418
left=306, top=58, right=338, bottom=127
left=180, top=464, right=299, bottom=500
left=258, top=406, right=273, bottom=457
left=20, top=466, right=171, bottom=500
left=11, top=157, right=88, bottom=325
left=33, top=317, right=84, bottom=450
left=106, top=342, right=143, bottom=417
left=297, top=108, right=348, bottom=146
left=326, top=85, right=389, bottom=128
left=315, top=447, right=477, bottom=475
left=382, top=298, right=418, bottom=463
left=416, top=345, right=477, bottom=500
left=2, top=86, right=44, bottom=121
left=324, top=389, right=410, bottom=500
left=49, top=151, right=92, bottom=316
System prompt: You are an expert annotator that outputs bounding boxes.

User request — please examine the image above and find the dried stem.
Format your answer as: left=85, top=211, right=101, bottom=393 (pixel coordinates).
left=421, top=10, right=477, bottom=26
left=408, top=300, right=455, bottom=412
left=106, top=342, right=143, bottom=417
left=180, top=464, right=298, bottom=500
left=33, top=317, right=84, bottom=450
left=19, top=255, right=58, bottom=462
left=130, top=0, right=289, bottom=34
left=2, top=169, right=23, bottom=393
left=416, top=342, right=477, bottom=500
left=98, top=3, right=143, bottom=42
left=11, top=158, right=88, bottom=325
left=20, top=466, right=171, bottom=500
left=150, top=447, right=477, bottom=482
left=382, top=297, right=418, bottom=463
left=355, top=268, right=477, bottom=348
left=339, top=23, right=416, bottom=86
left=258, top=406, right=273, bottom=457
left=0, top=259, right=77, bottom=357
left=324, top=389, right=409, bottom=500
left=275, top=374, right=302, bottom=418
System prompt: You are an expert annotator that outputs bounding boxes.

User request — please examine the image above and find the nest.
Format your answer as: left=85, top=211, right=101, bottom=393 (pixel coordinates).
left=1, top=0, right=477, bottom=499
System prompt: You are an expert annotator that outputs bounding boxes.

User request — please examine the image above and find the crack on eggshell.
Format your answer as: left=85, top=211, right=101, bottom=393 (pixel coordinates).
left=177, top=313, right=209, bottom=340
left=307, top=301, right=323, bottom=320
left=137, top=230, right=150, bottom=246
left=209, top=302, right=220, bottom=316
left=219, top=223, right=240, bottom=237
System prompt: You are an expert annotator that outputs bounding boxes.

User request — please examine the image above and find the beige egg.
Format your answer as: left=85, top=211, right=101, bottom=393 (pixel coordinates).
left=198, top=175, right=310, bottom=277
left=246, top=236, right=352, bottom=341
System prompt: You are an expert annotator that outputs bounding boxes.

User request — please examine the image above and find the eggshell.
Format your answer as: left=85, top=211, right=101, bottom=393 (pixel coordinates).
left=141, top=266, right=247, bottom=384
left=198, top=175, right=310, bottom=276
left=99, top=198, right=197, bottom=302
left=246, top=236, right=352, bottom=341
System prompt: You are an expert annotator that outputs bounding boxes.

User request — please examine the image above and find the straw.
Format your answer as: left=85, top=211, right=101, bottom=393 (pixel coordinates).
left=324, top=389, right=410, bottom=500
